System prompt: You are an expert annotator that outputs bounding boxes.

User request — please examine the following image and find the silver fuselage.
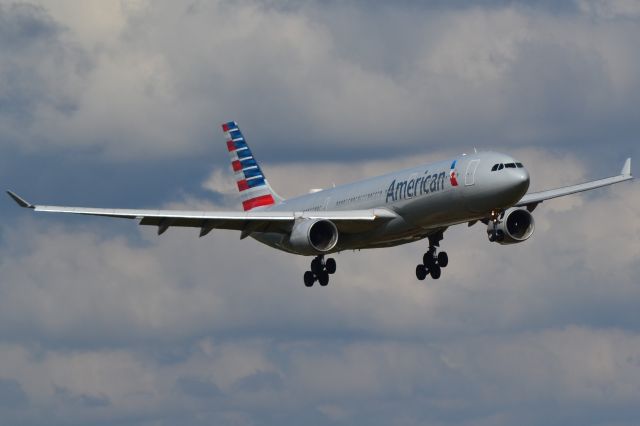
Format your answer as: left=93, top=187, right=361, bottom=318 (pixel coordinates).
left=254, top=152, right=530, bottom=253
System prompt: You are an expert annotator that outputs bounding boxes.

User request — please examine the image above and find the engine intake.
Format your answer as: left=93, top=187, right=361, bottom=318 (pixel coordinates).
left=289, top=219, right=339, bottom=255
left=487, top=208, right=535, bottom=245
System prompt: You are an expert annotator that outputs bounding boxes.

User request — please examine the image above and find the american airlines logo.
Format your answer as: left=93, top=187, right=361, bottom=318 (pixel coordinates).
left=449, top=160, right=459, bottom=186
left=386, top=170, right=448, bottom=203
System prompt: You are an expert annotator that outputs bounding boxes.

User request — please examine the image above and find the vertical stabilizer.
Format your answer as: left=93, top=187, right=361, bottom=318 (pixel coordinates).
left=221, top=121, right=283, bottom=211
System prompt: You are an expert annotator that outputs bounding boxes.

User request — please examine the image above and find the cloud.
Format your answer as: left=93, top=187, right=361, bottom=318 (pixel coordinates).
left=1, top=327, right=640, bottom=425
left=0, top=3, right=88, bottom=129
left=0, top=378, right=28, bottom=408
left=577, top=0, right=640, bottom=19
left=2, top=0, right=640, bottom=162
left=175, top=376, right=221, bottom=399
left=1, top=145, right=639, bottom=424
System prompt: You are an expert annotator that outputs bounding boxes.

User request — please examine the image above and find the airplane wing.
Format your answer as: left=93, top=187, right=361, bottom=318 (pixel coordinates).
left=515, top=158, right=633, bottom=210
left=6, top=191, right=398, bottom=237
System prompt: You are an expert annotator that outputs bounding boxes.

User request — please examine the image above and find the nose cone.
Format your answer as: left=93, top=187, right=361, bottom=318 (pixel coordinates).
left=511, top=168, right=530, bottom=198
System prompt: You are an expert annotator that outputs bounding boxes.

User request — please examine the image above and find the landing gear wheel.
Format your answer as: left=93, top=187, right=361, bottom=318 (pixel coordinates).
left=416, top=264, right=428, bottom=281
left=304, top=271, right=315, bottom=287
left=437, top=251, right=449, bottom=268
left=318, top=271, right=329, bottom=286
left=430, top=265, right=442, bottom=279
left=325, top=258, right=337, bottom=274
left=423, top=252, right=436, bottom=267
left=305, top=255, right=337, bottom=286
left=311, top=258, right=323, bottom=275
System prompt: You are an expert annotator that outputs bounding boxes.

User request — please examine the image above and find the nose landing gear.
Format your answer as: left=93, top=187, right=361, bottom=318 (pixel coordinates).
left=487, top=209, right=504, bottom=242
left=304, top=255, right=337, bottom=287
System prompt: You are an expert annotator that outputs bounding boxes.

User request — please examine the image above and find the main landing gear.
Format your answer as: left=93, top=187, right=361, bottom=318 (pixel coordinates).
left=416, top=232, right=449, bottom=281
left=304, top=255, right=337, bottom=287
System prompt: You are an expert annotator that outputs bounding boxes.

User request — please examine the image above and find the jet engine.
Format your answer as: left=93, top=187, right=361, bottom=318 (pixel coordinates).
left=487, top=208, right=535, bottom=245
left=288, top=219, right=339, bottom=255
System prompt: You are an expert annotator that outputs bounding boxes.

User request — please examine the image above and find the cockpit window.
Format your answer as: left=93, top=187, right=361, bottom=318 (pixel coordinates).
left=492, top=162, right=523, bottom=171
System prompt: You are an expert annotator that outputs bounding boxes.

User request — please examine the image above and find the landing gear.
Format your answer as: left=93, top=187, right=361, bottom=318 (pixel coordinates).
left=416, top=264, right=427, bottom=281
left=437, top=251, right=448, bottom=268
left=487, top=209, right=505, bottom=242
left=318, top=271, right=329, bottom=287
left=416, top=231, right=449, bottom=281
left=304, top=255, right=336, bottom=287
left=304, top=271, right=315, bottom=287
left=430, top=264, right=442, bottom=279
left=325, top=258, right=337, bottom=274
left=488, top=229, right=504, bottom=242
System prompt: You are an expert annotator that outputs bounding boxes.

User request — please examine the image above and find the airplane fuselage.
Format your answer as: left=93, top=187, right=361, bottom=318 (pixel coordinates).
left=255, top=151, right=530, bottom=253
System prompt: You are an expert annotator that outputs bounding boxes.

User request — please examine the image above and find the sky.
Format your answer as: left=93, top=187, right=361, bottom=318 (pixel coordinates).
left=0, top=0, right=639, bottom=425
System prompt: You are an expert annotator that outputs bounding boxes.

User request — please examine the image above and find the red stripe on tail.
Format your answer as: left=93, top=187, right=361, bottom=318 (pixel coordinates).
left=242, top=194, right=275, bottom=211
left=237, top=180, right=249, bottom=191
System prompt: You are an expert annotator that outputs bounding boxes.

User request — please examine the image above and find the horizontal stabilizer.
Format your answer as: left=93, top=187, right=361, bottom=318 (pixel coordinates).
left=6, top=191, right=33, bottom=208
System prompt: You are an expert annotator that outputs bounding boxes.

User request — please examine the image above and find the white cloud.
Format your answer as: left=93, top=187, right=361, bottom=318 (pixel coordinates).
left=2, top=1, right=639, bottom=160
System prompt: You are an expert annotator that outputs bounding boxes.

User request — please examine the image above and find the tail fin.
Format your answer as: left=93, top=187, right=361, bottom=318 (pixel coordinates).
left=221, top=121, right=283, bottom=211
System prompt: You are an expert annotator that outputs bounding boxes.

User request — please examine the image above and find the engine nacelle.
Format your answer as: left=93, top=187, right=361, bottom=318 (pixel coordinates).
left=487, top=208, right=535, bottom=245
left=288, top=219, right=339, bottom=255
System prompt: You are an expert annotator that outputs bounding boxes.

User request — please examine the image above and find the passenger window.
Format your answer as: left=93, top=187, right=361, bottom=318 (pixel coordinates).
left=491, top=164, right=499, bottom=172
left=498, top=164, right=504, bottom=170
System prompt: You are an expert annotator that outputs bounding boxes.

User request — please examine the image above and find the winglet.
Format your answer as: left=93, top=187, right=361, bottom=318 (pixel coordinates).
left=621, top=158, right=632, bottom=177
left=6, top=191, right=34, bottom=208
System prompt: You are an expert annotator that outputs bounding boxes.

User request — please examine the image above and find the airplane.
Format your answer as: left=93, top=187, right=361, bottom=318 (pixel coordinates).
left=7, top=121, right=634, bottom=287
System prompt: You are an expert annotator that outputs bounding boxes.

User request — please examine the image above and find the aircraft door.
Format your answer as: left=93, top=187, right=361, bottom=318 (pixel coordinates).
left=465, top=159, right=480, bottom=186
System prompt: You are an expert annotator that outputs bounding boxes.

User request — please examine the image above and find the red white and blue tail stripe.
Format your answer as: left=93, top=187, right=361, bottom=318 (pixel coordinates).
left=222, top=121, right=282, bottom=211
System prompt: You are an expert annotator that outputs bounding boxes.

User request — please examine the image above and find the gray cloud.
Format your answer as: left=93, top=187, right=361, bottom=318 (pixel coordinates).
left=0, top=3, right=87, bottom=126
left=175, top=376, right=221, bottom=399
left=1, top=0, right=639, bottom=163
left=0, top=377, right=28, bottom=408
left=54, top=385, right=110, bottom=408
left=233, top=371, right=284, bottom=393
left=0, top=151, right=638, bottom=425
